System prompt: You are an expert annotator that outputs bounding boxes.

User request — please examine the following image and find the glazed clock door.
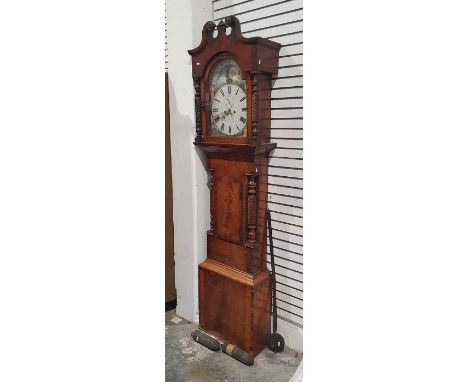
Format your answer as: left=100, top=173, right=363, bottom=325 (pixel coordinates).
left=207, top=58, right=247, bottom=137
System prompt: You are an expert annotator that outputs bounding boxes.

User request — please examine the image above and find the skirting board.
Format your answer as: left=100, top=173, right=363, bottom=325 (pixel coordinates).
left=276, top=317, right=303, bottom=353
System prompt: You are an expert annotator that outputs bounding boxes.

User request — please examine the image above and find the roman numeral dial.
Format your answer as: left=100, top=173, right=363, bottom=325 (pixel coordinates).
left=210, top=83, right=247, bottom=136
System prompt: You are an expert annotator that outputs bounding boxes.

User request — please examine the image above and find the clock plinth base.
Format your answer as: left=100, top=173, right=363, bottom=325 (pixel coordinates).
left=198, top=259, right=271, bottom=357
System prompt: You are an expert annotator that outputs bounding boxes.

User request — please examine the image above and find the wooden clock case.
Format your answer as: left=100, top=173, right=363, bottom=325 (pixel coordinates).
left=188, top=16, right=280, bottom=357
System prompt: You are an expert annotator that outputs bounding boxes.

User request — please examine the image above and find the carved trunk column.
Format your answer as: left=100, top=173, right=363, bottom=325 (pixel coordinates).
left=194, top=77, right=202, bottom=142
left=251, top=73, right=259, bottom=140
left=208, top=168, right=214, bottom=233
left=246, top=173, right=258, bottom=247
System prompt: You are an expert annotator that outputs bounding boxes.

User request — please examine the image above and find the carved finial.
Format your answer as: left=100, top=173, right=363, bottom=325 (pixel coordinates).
left=205, top=21, right=216, bottom=31
left=202, top=21, right=216, bottom=39
left=217, top=19, right=226, bottom=35
left=224, top=15, right=241, bottom=35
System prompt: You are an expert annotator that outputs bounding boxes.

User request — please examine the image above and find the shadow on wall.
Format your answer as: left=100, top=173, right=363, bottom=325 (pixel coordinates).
left=167, top=75, right=208, bottom=171
left=167, top=74, right=209, bottom=322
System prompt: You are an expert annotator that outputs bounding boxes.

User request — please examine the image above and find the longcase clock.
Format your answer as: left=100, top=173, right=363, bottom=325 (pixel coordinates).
left=188, top=16, right=280, bottom=357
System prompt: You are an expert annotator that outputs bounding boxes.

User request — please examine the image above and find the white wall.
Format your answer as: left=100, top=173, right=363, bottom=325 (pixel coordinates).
left=166, top=0, right=212, bottom=322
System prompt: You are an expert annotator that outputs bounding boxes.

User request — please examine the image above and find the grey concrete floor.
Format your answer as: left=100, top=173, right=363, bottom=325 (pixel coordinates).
left=165, top=309, right=302, bottom=382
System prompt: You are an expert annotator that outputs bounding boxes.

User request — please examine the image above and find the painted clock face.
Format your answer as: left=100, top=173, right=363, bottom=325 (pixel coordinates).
left=207, top=59, right=247, bottom=137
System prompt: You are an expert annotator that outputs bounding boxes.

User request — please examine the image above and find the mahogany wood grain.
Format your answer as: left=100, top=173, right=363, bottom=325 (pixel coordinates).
left=189, top=16, right=280, bottom=358
left=189, top=16, right=280, bottom=146
left=165, top=72, right=176, bottom=305
left=199, top=260, right=271, bottom=356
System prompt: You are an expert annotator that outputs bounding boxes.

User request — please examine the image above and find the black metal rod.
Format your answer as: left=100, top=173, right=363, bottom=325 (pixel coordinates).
left=266, top=209, right=278, bottom=333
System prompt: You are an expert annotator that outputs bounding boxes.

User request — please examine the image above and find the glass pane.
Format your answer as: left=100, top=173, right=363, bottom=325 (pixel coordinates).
left=207, top=59, right=247, bottom=137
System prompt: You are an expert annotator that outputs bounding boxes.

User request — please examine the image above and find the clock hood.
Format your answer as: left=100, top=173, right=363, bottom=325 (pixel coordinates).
left=188, top=16, right=281, bottom=78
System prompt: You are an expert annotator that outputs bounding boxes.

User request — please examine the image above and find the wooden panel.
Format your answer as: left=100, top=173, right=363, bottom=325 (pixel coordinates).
left=214, top=173, right=244, bottom=242
left=210, top=159, right=252, bottom=244
left=199, top=266, right=250, bottom=348
left=252, top=273, right=271, bottom=355
left=199, top=260, right=271, bottom=356
left=207, top=233, right=250, bottom=273
left=165, top=72, right=176, bottom=304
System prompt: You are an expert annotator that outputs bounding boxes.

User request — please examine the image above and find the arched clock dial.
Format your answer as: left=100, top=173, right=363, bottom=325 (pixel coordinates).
left=207, top=58, right=247, bottom=137
left=211, top=83, right=247, bottom=136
